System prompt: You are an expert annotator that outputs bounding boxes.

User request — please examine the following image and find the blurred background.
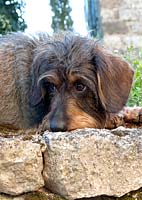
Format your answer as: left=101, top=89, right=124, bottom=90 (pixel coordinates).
left=1, top=0, right=142, bottom=50
left=0, top=0, right=141, bottom=106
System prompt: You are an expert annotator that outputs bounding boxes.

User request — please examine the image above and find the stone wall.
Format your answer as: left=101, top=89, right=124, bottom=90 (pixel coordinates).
left=1, top=127, right=142, bottom=200
left=0, top=108, right=142, bottom=200
left=100, top=0, right=142, bottom=50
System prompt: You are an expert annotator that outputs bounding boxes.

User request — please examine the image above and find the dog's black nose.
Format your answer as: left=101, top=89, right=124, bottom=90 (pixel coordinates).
left=50, top=105, right=67, bottom=132
left=50, top=120, right=67, bottom=132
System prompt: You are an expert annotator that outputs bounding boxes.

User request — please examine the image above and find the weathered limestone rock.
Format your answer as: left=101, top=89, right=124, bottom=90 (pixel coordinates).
left=43, top=127, right=142, bottom=199
left=0, top=137, right=44, bottom=195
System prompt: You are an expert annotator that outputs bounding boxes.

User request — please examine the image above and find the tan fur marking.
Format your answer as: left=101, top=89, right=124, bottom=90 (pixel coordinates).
left=67, top=99, right=97, bottom=131
left=97, top=72, right=106, bottom=109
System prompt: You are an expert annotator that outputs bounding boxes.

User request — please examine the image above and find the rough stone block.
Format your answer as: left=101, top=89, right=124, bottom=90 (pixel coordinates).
left=102, top=21, right=129, bottom=34
left=0, top=137, right=44, bottom=195
left=43, top=127, right=142, bottom=199
left=100, top=0, right=122, bottom=9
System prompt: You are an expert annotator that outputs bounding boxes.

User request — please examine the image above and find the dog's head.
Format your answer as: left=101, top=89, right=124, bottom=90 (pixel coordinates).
left=30, top=33, right=134, bottom=131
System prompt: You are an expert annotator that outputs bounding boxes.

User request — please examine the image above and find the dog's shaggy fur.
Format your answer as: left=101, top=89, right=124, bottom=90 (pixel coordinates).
left=0, top=32, right=134, bottom=131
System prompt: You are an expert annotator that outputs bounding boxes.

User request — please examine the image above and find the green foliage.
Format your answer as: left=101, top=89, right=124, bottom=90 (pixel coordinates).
left=50, top=0, right=73, bottom=32
left=124, top=46, right=142, bottom=106
left=0, top=0, right=27, bottom=34
left=0, top=14, right=12, bottom=33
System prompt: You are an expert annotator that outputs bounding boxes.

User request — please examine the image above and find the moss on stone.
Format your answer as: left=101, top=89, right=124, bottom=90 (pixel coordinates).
left=24, top=191, right=49, bottom=200
left=117, top=196, right=135, bottom=200
left=24, top=191, right=66, bottom=200
left=116, top=188, right=142, bottom=200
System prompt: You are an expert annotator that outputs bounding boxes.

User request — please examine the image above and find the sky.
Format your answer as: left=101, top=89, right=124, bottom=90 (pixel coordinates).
left=24, top=0, right=88, bottom=35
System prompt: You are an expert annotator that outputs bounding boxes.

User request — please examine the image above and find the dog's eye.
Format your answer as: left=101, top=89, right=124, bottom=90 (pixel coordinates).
left=44, top=82, right=56, bottom=94
left=74, top=82, right=86, bottom=92
left=48, top=83, right=56, bottom=93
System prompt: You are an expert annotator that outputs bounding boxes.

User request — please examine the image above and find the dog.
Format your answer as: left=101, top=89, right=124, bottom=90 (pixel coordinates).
left=0, top=32, right=134, bottom=132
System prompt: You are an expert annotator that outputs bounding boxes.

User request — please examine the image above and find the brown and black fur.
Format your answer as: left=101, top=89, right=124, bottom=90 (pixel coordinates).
left=0, top=32, right=134, bottom=131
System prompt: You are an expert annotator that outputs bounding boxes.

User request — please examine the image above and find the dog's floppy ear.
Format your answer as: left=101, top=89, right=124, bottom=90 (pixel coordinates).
left=92, top=46, right=134, bottom=113
left=29, top=61, right=43, bottom=106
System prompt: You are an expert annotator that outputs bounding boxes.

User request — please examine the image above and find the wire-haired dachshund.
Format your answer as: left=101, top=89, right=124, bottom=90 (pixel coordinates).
left=0, top=32, right=134, bottom=132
